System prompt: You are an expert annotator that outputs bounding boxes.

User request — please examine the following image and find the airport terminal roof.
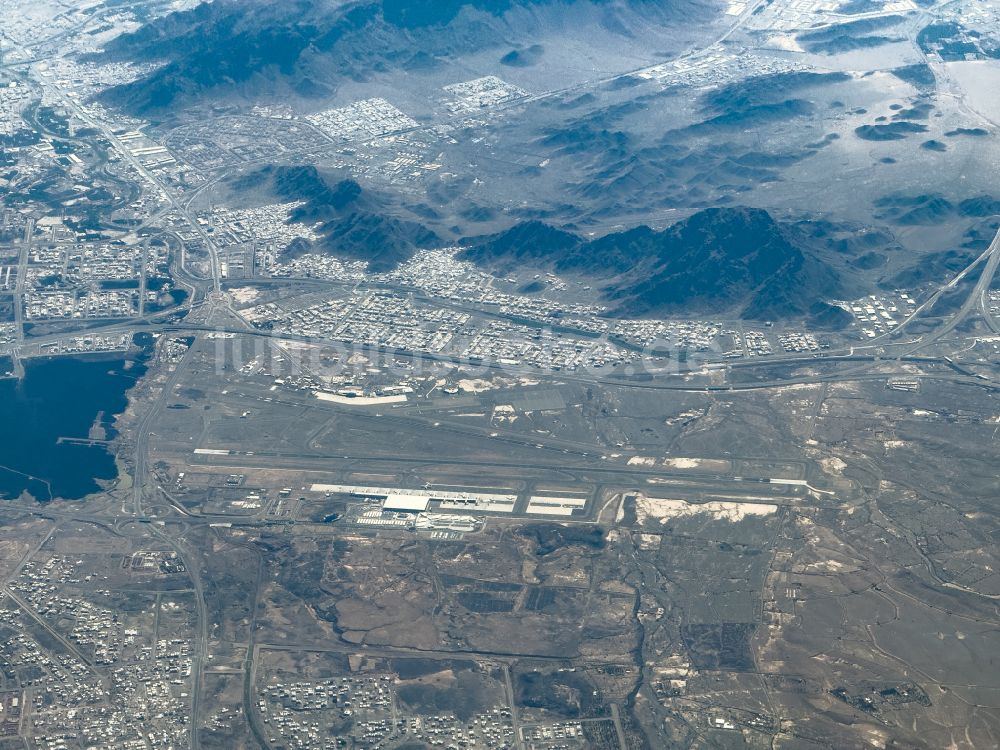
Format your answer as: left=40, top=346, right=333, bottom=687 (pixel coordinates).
left=382, top=494, right=431, bottom=512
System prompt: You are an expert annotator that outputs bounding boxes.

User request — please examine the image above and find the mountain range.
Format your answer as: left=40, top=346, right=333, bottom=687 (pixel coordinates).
left=96, top=0, right=709, bottom=115
left=234, top=165, right=856, bottom=320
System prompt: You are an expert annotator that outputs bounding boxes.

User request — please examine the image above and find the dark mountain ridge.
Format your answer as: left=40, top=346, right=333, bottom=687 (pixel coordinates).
left=460, top=207, right=856, bottom=319
left=235, top=165, right=439, bottom=271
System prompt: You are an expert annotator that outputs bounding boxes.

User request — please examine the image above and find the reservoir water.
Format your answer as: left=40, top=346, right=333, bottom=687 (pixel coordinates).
left=0, top=352, right=147, bottom=501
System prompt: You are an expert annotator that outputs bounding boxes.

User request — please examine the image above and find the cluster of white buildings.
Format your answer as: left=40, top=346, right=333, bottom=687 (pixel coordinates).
left=743, top=330, right=774, bottom=356
left=637, top=48, right=802, bottom=87
left=245, top=291, right=469, bottom=354
left=30, top=332, right=132, bottom=356
left=268, top=252, right=368, bottom=281
left=444, top=76, right=529, bottom=112
left=778, top=330, right=820, bottom=352
left=610, top=319, right=723, bottom=351
left=23, top=289, right=136, bottom=320
left=307, top=97, right=419, bottom=141
left=463, top=318, right=634, bottom=371
left=261, top=674, right=516, bottom=749
left=522, top=720, right=588, bottom=748
left=0, top=323, right=16, bottom=349
left=2, top=555, right=193, bottom=748
left=843, top=292, right=915, bottom=337
left=0, top=79, right=32, bottom=138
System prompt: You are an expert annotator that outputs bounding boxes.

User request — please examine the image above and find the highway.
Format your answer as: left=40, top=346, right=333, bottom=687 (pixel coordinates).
left=39, top=76, right=226, bottom=298
left=879, top=224, right=1000, bottom=356
left=923, top=225, right=1000, bottom=347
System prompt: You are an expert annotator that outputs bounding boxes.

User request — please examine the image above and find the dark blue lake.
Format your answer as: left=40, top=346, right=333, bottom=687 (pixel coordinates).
left=0, top=351, right=147, bottom=501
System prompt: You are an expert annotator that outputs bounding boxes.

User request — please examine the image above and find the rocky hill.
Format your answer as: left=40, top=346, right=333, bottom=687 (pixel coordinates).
left=234, top=165, right=439, bottom=271
left=462, top=207, right=855, bottom=320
